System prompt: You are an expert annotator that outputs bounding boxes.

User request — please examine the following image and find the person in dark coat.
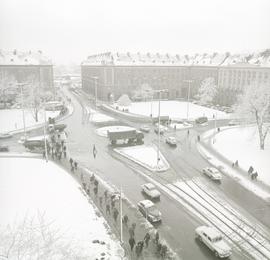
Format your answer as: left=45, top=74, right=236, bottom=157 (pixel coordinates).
left=94, top=186, right=98, bottom=196
left=248, top=166, right=254, bottom=175
left=129, top=237, right=136, bottom=251
left=106, top=204, right=110, bottom=215
left=69, top=158, right=73, bottom=166
left=123, top=214, right=129, bottom=226
left=74, top=161, right=78, bottom=170
left=155, top=231, right=159, bottom=244
left=144, top=232, right=150, bottom=248
left=113, top=208, right=119, bottom=222
left=129, top=226, right=135, bottom=238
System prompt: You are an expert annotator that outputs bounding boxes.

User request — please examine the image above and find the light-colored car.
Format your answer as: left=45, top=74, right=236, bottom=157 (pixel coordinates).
left=195, top=226, right=232, bottom=258
left=154, top=126, right=165, bottom=135
left=166, top=136, right=177, bottom=146
left=202, top=167, right=222, bottom=181
left=141, top=183, right=161, bottom=199
left=140, top=125, right=150, bottom=133
left=137, top=200, right=162, bottom=223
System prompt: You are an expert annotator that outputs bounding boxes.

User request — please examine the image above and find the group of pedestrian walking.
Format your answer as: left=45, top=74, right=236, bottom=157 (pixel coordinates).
left=248, top=165, right=258, bottom=180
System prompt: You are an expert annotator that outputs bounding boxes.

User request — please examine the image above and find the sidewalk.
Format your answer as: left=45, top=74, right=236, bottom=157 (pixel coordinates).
left=197, top=128, right=270, bottom=202
left=50, top=151, right=177, bottom=259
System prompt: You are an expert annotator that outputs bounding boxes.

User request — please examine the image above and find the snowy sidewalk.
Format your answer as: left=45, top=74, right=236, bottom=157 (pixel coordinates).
left=197, top=128, right=270, bottom=202
left=51, top=152, right=177, bottom=259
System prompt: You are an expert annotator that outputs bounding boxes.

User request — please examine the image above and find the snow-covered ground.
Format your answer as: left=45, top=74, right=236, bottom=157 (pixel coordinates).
left=213, top=126, right=270, bottom=187
left=0, top=109, right=60, bottom=134
left=0, top=157, right=124, bottom=259
left=86, top=107, right=116, bottom=123
left=112, top=100, right=229, bottom=120
left=114, top=145, right=170, bottom=172
left=96, top=125, right=135, bottom=137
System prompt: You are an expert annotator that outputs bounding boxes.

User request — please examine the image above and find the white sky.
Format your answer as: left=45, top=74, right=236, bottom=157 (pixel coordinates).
left=1, top=0, right=270, bottom=64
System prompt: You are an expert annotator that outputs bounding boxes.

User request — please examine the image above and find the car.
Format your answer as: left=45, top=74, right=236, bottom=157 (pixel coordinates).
left=195, top=226, right=232, bottom=258
left=0, top=145, right=9, bottom=152
left=137, top=200, right=162, bottom=223
left=140, top=125, right=150, bottom=133
left=183, top=121, right=193, bottom=128
left=195, top=117, right=208, bottom=126
left=141, top=183, right=161, bottom=199
left=166, top=136, right=177, bottom=146
left=202, top=167, right=222, bottom=181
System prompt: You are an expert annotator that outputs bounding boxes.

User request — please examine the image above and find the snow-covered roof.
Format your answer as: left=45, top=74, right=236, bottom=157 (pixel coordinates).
left=82, top=50, right=270, bottom=67
left=0, top=50, right=52, bottom=66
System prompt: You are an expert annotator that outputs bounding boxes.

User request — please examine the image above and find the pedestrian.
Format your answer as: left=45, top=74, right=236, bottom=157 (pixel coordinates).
left=69, top=158, right=73, bottom=166
left=129, top=226, right=135, bottom=238
left=154, top=231, right=159, bottom=244
left=123, top=214, right=129, bottom=226
left=63, top=150, right=67, bottom=159
left=106, top=203, right=111, bottom=215
left=144, top=232, right=150, bottom=248
left=58, top=151, right=62, bottom=160
left=111, top=199, right=115, bottom=209
left=187, top=129, right=190, bottom=136
left=71, top=165, right=74, bottom=173
left=113, top=208, right=119, bottom=222
left=135, top=243, right=141, bottom=258
left=197, top=135, right=200, bottom=142
left=254, top=172, right=258, bottom=180
left=129, top=237, right=136, bottom=251
left=104, top=190, right=108, bottom=200
left=42, top=150, right=46, bottom=159
left=94, top=186, right=98, bottom=196
left=74, top=161, right=78, bottom=170
left=52, top=150, right=55, bottom=160
left=99, top=196, right=103, bottom=207
left=248, top=166, right=254, bottom=175
left=217, top=127, right=220, bottom=132
left=93, top=144, right=97, bottom=159
left=138, top=241, right=144, bottom=256
left=94, top=179, right=99, bottom=187
left=161, top=244, right=168, bottom=259
left=235, top=160, right=239, bottom=167
left=90, top=174, right=95, bottom=183
left=156, top=242, right=162, bottom=256
left=61, top=140, right=64, bottom=147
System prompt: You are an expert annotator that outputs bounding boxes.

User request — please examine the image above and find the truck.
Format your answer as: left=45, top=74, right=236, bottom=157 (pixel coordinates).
left=108, top=129, right=144, bottom=146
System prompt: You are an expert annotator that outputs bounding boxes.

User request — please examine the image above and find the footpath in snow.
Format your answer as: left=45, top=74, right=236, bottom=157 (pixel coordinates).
left=198, top=126, right=270, bottom=202
left=111, top=100, right=229, bottom=121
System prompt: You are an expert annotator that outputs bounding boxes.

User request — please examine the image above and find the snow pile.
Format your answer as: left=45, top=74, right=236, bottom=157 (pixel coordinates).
left=213, top=126, right=270, bottom=186
left=0, top=158, right=124, bottom=259
left=0, top=109, right=60, bottom=134
left=96, top=125, right=135, bottom=137
left=112, top=101, right=228, bottom=120
left=114, top=145, right=170, bottom=172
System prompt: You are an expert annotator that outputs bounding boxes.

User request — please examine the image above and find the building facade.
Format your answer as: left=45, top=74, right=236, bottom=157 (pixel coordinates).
left=0, top=50, right=54, bottom=91
left=81, top=51, right=270, bottom=105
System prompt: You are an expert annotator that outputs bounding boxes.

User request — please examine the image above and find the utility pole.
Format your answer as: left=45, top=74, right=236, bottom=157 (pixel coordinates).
left=157, top=91, right=161, bottom=167
left=183, top=79, right=193, bottom=121
left=18, top=83, right=27, bottom=140
left=119, top=186, right=123, bottom=243
left=43, top=106, right=48, bottom=162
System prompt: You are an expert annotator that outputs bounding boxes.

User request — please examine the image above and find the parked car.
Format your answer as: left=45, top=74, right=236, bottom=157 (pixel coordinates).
left=140, top=125, right=150, bottom=133
left=202, top=167, right=222, bottom=181
left=141, top=183, right=161, bottom=200
left=195, top=226, right=232, bottom=258
left=137, top=200, right=162, bottom=223
left=195, top=117, right=208, bottom=126
left=0, top=145, right=9, bottom=152
left=166, top=136, right=177, bottom=147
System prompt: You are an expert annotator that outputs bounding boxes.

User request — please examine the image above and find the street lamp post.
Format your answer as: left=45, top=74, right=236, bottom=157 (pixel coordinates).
left=183, top=80, right=193, bottom=121
left=18, top=83, right=27, bottom=140
left=43, top=106, right=48, bottom=162
left=119, top=186, right=123, bottom=243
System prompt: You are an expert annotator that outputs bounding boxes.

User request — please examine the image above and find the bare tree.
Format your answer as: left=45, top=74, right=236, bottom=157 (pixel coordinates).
left=235, top=83, right=270, bottom=150
left=196, top=77, right=217, bottom=105
left=0, top=213, right=89, bottom=260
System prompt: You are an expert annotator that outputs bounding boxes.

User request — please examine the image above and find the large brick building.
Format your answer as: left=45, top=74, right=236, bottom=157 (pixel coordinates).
left=81, top=50, right=270, bottom=105
left=0, top=50, right=53, bottom=91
